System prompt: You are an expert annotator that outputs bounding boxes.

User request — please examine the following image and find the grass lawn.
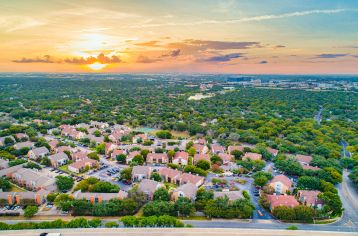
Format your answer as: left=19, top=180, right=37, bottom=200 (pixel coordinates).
left=10, top=183, right=26, bottom=192
left=58, top=164, right=75, bottom=174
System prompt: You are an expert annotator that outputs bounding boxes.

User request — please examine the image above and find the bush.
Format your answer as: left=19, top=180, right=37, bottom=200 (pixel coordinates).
left=287, top=225, right=298, bottom=230
left=105, top=221, right=119, bottom=228
left=121, top=215, right=184, bottom=227
left=56, top=176, right=74, bottom=192
left=24, top=205, right=38, bottom=218
left=143, top=201, right=175, bottom=216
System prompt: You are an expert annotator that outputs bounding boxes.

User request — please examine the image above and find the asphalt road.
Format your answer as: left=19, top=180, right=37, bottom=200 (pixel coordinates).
left=1, top=228, right=357, bottom=236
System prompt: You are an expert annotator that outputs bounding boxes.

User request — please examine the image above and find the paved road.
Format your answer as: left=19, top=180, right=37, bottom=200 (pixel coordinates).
left=1, top=228, right=357, bottom=236
left=333, top=170, right=358, bottom=227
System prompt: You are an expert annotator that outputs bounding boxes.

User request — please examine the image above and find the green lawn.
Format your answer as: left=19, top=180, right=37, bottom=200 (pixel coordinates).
left=10, top=183, right=26, bottom=192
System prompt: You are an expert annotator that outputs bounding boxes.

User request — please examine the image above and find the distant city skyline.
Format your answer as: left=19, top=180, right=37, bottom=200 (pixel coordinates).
left=1, top=0, right=358, bottom=74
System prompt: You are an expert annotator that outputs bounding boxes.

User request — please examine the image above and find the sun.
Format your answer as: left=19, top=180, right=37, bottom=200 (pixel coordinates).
left=87, top=62, right=108, bottom=71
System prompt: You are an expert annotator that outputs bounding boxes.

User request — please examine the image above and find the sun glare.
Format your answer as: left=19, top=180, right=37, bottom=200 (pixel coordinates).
left=87, top=62, right=107, bottom=71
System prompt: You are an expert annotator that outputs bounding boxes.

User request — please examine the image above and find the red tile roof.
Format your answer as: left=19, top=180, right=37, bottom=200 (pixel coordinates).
left=242, top=152, right=262, bottom=161
left=268, top=195, right=299, bottom=209
left=270, top=175, right=292, bottom=188
left=295, top=154, right=312, bottom=164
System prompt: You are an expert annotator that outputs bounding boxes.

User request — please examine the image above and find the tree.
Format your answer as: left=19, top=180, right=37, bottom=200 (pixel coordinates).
left=88, top=152, right=99, bottom=161
left=47, top=192, right=59, bottom=202
left=56, top=176, right=74, bottom=192
left=0, top=177, right=11, bottom=191
left=174, top=197, right=195, bottom=216
left=196, top=159, right=210, bottom=171
left=297, top=176, right=321, bottom=190
left=294, top=205, right=315, bottom=223
left=272, top=206, right=296, bottom=221
left=95, top=143, right=105, bottom=154
left=156, top=130, right=172, bottom=139
left=131, top=155, right=145, bottom=165
left=319, top=191, right=342, bottom=215
left=143, top=201, right=175, bottom=216
left=153, top=187, right=170, bottom=201
left=24, top=205, right=38, bottom=218
left=187, top=147, right=196, bottom=156
left=231, top=150, right=243, bottom=160
left=41, top=157, right=51, bottom=166
left=24, top=162, right=42, bottom=170
left=120, top=167, right=132, bottom=181
left=90, top=181, right=120, bottom=193
left=116, top=154, right=127, bottom=164
left=150, top=172, right=162, bottom=182
left=254, top=176, right=268, bottom=187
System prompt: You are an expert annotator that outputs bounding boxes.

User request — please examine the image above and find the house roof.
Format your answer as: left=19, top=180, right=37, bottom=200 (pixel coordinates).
left=227, top=145, right=244, bottom=154
left=180, top=173, right=204, bottom=186
left=72, top=190, right=128, bottom=200
left=218, top=153, right=233, bottom=162
left=295, top=154, right=312, bottom=164
left=48, top=152, right=69, bottom=162
left=68, top=158, right=97, bottom=170
left=14, top=141, right=34, bottom=150
left=132, top=166, right=151, bottom=176
left=31, top=147, right=49, bottom=156
left=242, top=152, right=262, bottom=161
left=214, top=191, right=243, bottom=201
left=297, top=190, right=323, bottom=206
left=193, top=154, right=210, bottom=163
left=174, top=151, right=189, bottom=160
left=147, top=153, right=168, bottom=160
left=270, top=175, right=292, bottom=188
left=211, top=144, right=225, bottom=153
left=138, top=179, right=163, bottom=195
left=174, top=183, right=198, bottom=199
left=268, top=195, right=299, bottom=208
left=158, top=167, right=181, bottom=179
left=266, top=147, right=279, bottom=156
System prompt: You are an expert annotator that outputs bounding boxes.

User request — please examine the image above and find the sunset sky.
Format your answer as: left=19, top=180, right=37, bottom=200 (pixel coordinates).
left=1, top=0, right=358, bottom=74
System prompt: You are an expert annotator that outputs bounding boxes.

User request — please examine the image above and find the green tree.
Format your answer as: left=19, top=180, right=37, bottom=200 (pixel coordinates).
left=196, top=159, right=210, bottom=171
left=153, top=187, right=170, bottom=201
left=56, top=176, right=74, bottom=192
left=24, top=205, right=39, bottom=218
left=174, top=197, right=195, bottom=216
left=150, top=172, right=162, bottom=182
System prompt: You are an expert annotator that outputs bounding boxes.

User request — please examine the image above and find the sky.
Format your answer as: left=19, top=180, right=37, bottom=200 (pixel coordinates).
left=0, top=0, right=358, bottom=74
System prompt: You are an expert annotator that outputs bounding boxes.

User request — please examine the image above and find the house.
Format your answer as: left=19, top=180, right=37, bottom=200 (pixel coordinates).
left=132, top=166, right=152, bottom=182
left=72, top=151, right=88, bottom=162
left=295, top=154, right=313, bottom=165
left=11, top=168, right=56, bottom=192
left=132, top=134, right=147, bottom=144
left=28, top=147, right=49, bottom=160
left=105, top=143, right=117, bottom=156
left=267, top=147, right=279, bottom=157
left=214, top=190, right=243, bottom=201
left=172, top=183, right=198, bottom=201
left=56, top=146, right=72, bottom=153
left=196, top=137, right=207, bottom=145
left=218, top=153, right=234, bottom=165
left=86, top=134, right=104, bottom=144
left=242, top=152, right=262, bottom=161
left=48, top=140, right=59, bottom=151
left=269, top=175, right=293, bottom=194
left=90, top=121, right=109, bottom=129
left=227, top=145, right=244, bottom=154
left=179, top=173, right=204, bottom=187
left=137, top=179, right=164, bottom=200
left=0, top=159, right=9, bottom=170
left=297, top=190, right=323, bottom=209
left=68, top=158, right=98, bottom=173
left=14, top=141, right=34, bottom=150
left=15, top=133, right=28, bottom=141
left=211, top=144, right=225, bottom=154
left=192, top=143, right=208, bottom=154
left=126, top=151, right=141, bottom=164
left=267, top=195, right=299, bottom=210
left=158, top=167, right=181, bottom=185
left=146, top=153, right=168, bottom=164
left=111, top=149, right=125, bottom=159
left=48, top=152, right=69, bottom=168
left=193, top=154, right=210, bottom=164
left=72, top=190, right=128, bottom=203
left=172, top=151, right=189, bottom=165
left=0, top=190, right=49, bottom=206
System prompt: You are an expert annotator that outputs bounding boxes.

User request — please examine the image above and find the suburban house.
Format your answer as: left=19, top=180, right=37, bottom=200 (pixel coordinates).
left=242, top=152, right=262, bottom=161
left=72, top=190, right=128, bottom=203
left=172, top=151, right=189, bottom=165
left=269, top=175, right=293, bottom=194
left=227, top=145, right=244, bottom=154
left=0, top=159, right=9, bottom=170
left=15, top=133, right=28, bottom=141
left=179, top=173, right=204, bottom=187
left=48, top=140, right=59, bottom=151
left=266, top=147, right=279, bottom=157
left=218, top=153, right=234, bottom=165
left=14, top=141, right=34, bottom=150
left=126, top=151, right=141, bottom=164
left=146, top=153, right=168, bottom=164
left=297, top=190, right=323, bottom=209
left=71, top=151, right=88, bottom=162
left=86, top=134, right=104, bottom=144
left=132, top=166, right=152, bottom=182
left=137, top=179, right=164, bottom=200
left=48, top=152, right=69, bottom=168
left=295, top=154, right=313, bottom=165
left=214, top=190, right=243, bottom=201
left=211, top=144, right=225, bottom=154
left=193, top=143, right=208, bottom=154
left=158, top=167, right=181, bottom=185
left=105, top=142, right=117, bottom=156
left=28, top=147, right=50, bottom=160
left=56, top=146, right=72, bottom=153
left=171, top=183, right=198, bottom=201
left=267, top=195, right=299, bottom=211
left=68, top=158, right=98, bottom=173
left=111, top=149, right=124, bottom=159
left=132, top=134, right=147, bottom=144
left=193, top=154, right=210, bottom=164
left=196, top=138, right=207, bottom=145
left=0, top=189, right=49, bottom=206
left=11, top=168, right=56, bottom=192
